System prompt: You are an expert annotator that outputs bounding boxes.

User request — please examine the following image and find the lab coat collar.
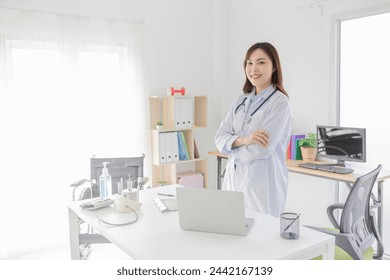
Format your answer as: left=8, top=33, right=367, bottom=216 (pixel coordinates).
left=254, top=85, right=276, bottom=101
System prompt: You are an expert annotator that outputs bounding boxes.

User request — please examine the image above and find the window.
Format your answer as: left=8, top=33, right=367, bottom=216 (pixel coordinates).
left=0, top=8, right=146, bottom=259
left=339, top=11, right=390, bottom=255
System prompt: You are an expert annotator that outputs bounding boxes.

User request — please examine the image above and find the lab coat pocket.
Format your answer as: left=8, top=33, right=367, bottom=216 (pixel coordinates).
left=246, top=161, right=268, bottom=189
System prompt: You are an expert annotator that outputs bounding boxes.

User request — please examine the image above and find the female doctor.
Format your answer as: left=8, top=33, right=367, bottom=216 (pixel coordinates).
left=214, top=42, right=292, bottom=217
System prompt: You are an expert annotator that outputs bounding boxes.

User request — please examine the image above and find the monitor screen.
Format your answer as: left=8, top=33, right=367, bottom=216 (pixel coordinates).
left=316, top=125, right=366, bottom=164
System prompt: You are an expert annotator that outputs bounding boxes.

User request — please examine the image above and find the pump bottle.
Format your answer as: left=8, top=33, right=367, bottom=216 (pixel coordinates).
left=99, top=162, right=112, bottom=198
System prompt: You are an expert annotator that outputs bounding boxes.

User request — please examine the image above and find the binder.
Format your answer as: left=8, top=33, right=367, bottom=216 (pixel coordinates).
left=158, top=132, right=167, bottom=164
left=181, top=97, right=194, bottom=129
left=170, top=132, right=179, bottom=162
left=174, top=98, right=182, bottom=129
left=165, top=132, right=173, bottom=163
left=174, top=97, right=194, bottom=130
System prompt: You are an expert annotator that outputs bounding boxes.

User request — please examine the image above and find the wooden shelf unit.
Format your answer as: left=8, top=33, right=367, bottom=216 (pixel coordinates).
left=149, top=95, right=208, bottom=187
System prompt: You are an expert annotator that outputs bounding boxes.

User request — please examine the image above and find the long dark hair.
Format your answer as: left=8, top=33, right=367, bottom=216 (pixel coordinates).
left=242, top=42, right=288, bottom=97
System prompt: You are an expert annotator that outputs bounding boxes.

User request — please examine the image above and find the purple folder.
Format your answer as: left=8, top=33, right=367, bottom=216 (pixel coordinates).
left=290, top=134, right=305, bottom=160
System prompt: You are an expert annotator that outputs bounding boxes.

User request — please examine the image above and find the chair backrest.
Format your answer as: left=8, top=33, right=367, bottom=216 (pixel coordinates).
left=339, top=164, right=382, bottom=255
left=90, top=155, right=145, bottom=197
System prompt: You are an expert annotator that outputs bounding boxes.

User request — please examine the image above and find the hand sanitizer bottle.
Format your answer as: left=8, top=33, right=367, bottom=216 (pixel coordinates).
left=99, top=162, right=112, bottom=198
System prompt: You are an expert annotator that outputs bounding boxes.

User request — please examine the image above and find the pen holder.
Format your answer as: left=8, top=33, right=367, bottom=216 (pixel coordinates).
left=280, top=212, right=300, bottom=240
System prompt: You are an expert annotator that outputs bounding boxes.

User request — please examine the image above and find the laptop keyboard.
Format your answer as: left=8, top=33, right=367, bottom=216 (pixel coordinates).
left=299, top=162, right=354, bottom=174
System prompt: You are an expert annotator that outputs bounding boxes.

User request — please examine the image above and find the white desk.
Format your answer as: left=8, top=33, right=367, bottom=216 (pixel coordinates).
left=68, top=185, right=334, bottom=260
left=209, top=151, right=390, bottom=258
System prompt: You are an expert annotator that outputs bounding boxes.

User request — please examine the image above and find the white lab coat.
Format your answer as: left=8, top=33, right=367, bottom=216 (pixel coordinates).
left=214, top=85, right=292, bottom=217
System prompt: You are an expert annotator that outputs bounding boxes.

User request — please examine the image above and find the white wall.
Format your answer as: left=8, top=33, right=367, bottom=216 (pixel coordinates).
left=1, top=0, right=390, bottom=227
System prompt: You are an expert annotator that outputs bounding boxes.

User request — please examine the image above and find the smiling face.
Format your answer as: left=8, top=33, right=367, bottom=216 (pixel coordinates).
left=245, top=48, right=274, bottom=94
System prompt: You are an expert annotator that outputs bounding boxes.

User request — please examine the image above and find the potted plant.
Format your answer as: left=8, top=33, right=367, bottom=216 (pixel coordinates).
left=156, top=121, right=163, bottom=131
left=157, top=180, right=168, bottom=187
left=298, top=132, right=317, bottom=162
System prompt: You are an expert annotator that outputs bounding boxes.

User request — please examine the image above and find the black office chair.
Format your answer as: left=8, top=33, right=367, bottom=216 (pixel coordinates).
left=70, top=155, right=145, bottom=259
left=307, top=164, right=384, bottom=260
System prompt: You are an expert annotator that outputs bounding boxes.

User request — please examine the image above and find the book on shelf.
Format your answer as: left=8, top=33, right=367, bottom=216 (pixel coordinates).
left=290, top=134, right=305, bottom=160
left=286, top=140, right=291, bottom=159
left=295, top=139, right=303, bottom=160
left=177, top=131, right=190, bottom=160
left=194, top=139, right=199, bottom=159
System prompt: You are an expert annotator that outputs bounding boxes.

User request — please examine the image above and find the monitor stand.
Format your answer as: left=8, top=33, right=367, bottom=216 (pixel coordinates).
left=335, top=160, right=346, bottom=167
left=320, top=160, right=346, bottom=167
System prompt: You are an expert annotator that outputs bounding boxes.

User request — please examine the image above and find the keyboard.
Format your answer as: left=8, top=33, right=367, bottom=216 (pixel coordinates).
left=299, top=162, right=354, bottom=174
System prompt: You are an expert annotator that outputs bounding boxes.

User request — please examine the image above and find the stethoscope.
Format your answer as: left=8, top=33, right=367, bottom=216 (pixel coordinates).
left=234, top=88, right=277, bottom=117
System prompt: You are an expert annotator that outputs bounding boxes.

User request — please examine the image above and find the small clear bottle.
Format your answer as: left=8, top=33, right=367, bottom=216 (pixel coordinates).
left=99, top=162, right=112, bottom=198
left=130, top=180, right=139, bottom=201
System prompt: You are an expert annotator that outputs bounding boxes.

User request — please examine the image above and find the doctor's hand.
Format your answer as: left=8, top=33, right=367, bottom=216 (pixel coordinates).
left=233, top=129, right=269, bottom=148
left=245, top=129, right=269, bottom=147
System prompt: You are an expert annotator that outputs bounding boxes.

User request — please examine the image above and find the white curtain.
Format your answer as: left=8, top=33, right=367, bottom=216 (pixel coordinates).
left=0, top=8, right=147, bottom=259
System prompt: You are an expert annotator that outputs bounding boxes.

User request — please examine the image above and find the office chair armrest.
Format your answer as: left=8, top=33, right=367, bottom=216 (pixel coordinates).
left=327, top=203, right=344, bottom=229
left=304, top=225, right=353, bottom=238
left=70, top=179, right=95, bottom=201
left=70, top=179, right=89, bottom=188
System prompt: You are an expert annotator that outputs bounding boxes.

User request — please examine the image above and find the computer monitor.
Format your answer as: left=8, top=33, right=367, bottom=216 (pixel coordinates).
left=316, top=125, right=366, bottom=166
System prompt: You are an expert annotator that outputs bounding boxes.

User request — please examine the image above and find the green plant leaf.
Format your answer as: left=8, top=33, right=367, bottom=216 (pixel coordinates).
left=298, top=132, right=317, bottom=148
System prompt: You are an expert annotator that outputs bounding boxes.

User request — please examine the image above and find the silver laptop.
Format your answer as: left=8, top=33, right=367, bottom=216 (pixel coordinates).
left=176, top=187, right=255, bottom=236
